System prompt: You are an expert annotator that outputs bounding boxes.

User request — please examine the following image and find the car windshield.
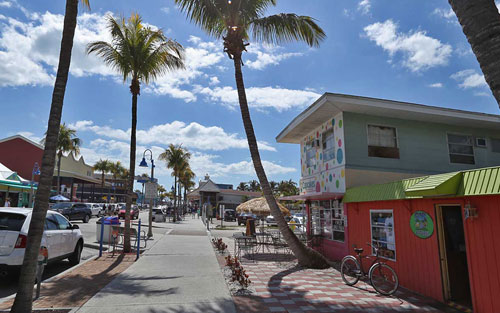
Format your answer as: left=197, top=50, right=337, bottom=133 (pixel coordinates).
left=0, top=212, right=27, bottom=231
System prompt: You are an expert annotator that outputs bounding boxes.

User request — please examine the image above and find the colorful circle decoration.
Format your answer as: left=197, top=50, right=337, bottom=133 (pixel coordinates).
left=337, top=149, right=343, bottom=164
left=326, top=163, right=329, bottom=170
left=315, top=182, right=320, bottom=192
left=316, top=131, right=319, bottom=138
left=410, top=211, right=434, bottom=239
left=332, top=118, right=335, bottom=126
left=338, top=139, right=342, bottom=147
left=341, top=169, right=345, bottom=178
left=339, top=120, right=343, bottom=128
left=336, top=180, right=340, bottom=188
left=329, top=174, right=332, bottom=182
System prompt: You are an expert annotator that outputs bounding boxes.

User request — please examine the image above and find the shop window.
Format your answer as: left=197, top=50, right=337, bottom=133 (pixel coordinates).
left=448, top=133, right=474, bottom=164
left=370, top=210, right=396, bottom=260
left=311, top=200, right=345, bottom=242
left=322, top=129, right=335, bottom=161
left=367, top=125, right=399, bottom=159
left=305, top=140, right=316, bottom=168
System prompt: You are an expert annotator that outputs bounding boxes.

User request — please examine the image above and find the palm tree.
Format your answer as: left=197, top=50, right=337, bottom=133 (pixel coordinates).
left=110, top=161, right=125, bottom=203
left=278, top=179, right=298, bottom=196
left=174, top=0, right=328, bottom=268
left=94, top=159, right=112, bottom=202
left=41, top=123, right=81, bottom=195
left=237, top=182, right=248, bottom=191
left=269, top=180, right=278, bottom=195
left=87, top=14, right=184, bottom=252
left=248, top=180, right=261, bottom=192
left=159, top=144, right=191, bottom=221
left=448, top=0, right=500, bottom=106
left=180, top=166, right=195, bottom=211
left=12, top=0, right=90, bottom=310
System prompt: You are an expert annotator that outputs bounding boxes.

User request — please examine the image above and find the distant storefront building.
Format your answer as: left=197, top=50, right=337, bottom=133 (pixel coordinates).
left=0, top=162, right=35, bottom=207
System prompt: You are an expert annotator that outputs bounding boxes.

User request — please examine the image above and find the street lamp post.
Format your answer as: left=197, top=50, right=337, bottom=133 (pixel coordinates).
left=29, top=163, right=41, bottom=207
left=139, top=149, right=155, bottom=238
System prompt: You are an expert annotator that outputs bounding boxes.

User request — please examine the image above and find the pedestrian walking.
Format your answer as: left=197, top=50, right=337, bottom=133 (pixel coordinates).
left=5, top=198, right=11, bottom=207
left=197, top=208, right=200, bottom=219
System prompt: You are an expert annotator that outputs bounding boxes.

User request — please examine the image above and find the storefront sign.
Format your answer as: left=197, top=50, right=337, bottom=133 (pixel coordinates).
left=410, top=211, right=434, bottom=239
left=301, top=178, right=316, bottom=193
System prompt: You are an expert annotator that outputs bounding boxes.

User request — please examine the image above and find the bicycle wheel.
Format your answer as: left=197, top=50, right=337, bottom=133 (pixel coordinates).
left=340, top=255, right=360, bottom=286
left=369, top=263, right=399, bottom=295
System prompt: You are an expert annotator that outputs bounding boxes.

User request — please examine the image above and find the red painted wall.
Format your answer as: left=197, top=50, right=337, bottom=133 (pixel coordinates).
left=346, top=199, right=445, bottom=302
left=462, top=195, right=500, bottom=313
left=346, top=195, right=500, bottom=313
left=0, top=138, right=43, bottom=182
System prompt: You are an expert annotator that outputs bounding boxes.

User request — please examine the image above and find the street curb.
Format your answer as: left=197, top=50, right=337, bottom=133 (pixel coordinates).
left=0, top=255, right=98, bottom=305
left=83, top=243, right=108, bottom=251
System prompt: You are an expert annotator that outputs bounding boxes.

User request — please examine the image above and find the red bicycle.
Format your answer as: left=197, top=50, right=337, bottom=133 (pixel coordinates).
left=340, top=242, right=399, bottom=296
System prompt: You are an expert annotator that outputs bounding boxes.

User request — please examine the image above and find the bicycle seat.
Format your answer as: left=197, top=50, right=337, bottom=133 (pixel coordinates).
left=354, top=248, right=364, bottom=254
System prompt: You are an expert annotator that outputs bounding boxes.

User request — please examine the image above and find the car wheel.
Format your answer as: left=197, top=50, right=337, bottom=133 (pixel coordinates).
left=83, top=214, right=90, bottom=223
left=68, top=241, right=82, bottom=265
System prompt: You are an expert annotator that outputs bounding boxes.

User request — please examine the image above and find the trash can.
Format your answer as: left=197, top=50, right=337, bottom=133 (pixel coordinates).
left=96, top=217, right=121, bottom=243
left=154, top=213, right=165, bottom=222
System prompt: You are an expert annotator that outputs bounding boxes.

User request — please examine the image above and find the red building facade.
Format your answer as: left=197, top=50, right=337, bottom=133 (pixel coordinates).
left=0, top=135, right=43, bottom=182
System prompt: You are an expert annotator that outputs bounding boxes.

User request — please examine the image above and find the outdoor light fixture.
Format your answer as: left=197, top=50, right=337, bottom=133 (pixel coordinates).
left=464, top=201, right=478, bottom=220
left=139, top=157, right=148, bottom=167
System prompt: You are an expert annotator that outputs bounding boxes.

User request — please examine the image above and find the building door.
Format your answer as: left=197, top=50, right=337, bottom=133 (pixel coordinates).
left=436, top=205, right=472, bottom=308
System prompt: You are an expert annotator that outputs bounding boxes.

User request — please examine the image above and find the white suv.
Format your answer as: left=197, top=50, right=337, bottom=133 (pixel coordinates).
left=0, top=207, right=84, bottom=272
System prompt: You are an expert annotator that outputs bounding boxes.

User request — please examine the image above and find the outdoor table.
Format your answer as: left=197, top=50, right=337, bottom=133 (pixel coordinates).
left=255, top=232, right=273, bottom=253
left=232, top=233, right=255, bottom=259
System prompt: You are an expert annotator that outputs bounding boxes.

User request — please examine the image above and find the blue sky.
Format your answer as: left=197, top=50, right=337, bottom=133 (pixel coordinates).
left=0, top=0, right=498, bottom=190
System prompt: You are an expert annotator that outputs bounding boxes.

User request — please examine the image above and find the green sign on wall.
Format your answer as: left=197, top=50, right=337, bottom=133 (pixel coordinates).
left=410, top=211, right=434, bottom=239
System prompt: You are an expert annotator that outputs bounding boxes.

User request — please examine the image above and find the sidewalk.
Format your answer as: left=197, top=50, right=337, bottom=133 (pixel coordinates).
left=76, top=218, right=237, bottom=313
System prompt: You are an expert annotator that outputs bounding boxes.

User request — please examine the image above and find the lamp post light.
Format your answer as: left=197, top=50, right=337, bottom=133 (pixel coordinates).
left=139, top=149, right=155, bottom=238
left=29, top=163, right=41, bottom=207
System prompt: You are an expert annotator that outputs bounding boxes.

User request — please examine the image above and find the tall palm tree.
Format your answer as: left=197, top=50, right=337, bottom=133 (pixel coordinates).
left=41, top=123, right=81, bottom=195
left=449, top=0, right=500, bottom=106
left=159, top=144, right=191, bottom=221
left=110, top=161, right=125, bottom=202
left=237, top=182, right=248, bottom=191
left=87, top=14, right=184, bottom=252
left=174, top=0, right=328, bottom=268
left=12, top=0, right=91, bottom=310
left=180, top=166, right=195, bottom=212
left=248, top=180, right=261, bottom=192
left=93, top=159, right=112, bottom=202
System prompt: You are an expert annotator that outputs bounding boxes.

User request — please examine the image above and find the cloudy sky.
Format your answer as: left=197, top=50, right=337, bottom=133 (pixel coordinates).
left=1, top=0, right=499, bottom=190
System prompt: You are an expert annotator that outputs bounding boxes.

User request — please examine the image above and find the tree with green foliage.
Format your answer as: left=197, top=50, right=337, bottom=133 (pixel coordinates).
left=174, top=0, right=328, bottom=268
left=87, top=14, right=184, bottom=252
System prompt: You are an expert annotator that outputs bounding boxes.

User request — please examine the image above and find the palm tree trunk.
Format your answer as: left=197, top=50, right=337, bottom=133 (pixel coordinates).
left=57, top=151, right=62, bottom=194
left=232, top=54, right=329, bottom=269
left=124, top=79, right=140, bottom=253
left=449, top=0, right=500, bottom=105
left=11, top=0, right=79, bottom=310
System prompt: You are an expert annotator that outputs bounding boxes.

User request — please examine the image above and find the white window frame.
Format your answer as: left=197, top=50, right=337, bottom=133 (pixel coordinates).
left=305, top=140, right=316, bottom=168
left=322, top=129, right=335, bottom=162
left=369, top=209, right=396, bottom=261
left=366, top=124, right=399, bottom=148
left=446, top=132, right=475, bottom=165
left=312, top=200, right=345, bottom=243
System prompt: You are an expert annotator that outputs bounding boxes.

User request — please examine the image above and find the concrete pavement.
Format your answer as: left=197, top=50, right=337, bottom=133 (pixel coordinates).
left=76, top=218, right=237, bottom=313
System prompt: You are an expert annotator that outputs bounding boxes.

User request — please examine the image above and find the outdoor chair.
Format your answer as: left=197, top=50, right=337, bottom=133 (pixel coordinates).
left=270, top=232, right=289, bottom=255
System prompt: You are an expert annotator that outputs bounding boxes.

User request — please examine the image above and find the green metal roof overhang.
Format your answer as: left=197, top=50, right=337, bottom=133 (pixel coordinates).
left=404, top=172, right=462, bottom=197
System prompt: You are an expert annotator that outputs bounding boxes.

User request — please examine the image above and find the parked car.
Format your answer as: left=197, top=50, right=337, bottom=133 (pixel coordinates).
left=118, top=205, right=139, bottom=219
left=52, top=202, right=92, bottom=223
left=0, top=207, right=84, bottom=273
left=152, top=208, right=166, bottom=221
left=85, top=203, right=102, bottom=217
left=224, top=209, right=236, bottom=222
left=237, top=213, right=257, bottom=226
left=265, top=215, right=277, bottom=226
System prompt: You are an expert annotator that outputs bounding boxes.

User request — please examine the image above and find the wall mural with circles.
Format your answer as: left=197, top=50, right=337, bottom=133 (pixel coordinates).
left=300, top=112, right=345, bottom=195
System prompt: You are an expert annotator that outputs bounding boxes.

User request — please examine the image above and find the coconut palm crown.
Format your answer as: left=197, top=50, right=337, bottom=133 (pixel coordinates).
left=174, top=0, right=328, bottom=268
left=87, top=14, right=185, bottom=252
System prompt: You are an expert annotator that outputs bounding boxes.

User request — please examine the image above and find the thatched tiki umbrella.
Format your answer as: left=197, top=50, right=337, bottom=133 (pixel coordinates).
left=236, top=197, right=290, bottom=217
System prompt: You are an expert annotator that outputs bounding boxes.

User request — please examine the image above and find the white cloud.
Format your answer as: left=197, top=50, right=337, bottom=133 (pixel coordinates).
left=363, top=20, right=452, bottom=72
left=161, top=7, right=170, bottom=14
left=16, top=131, right=42, bottom=143
left=432, top=8, right=455, bottom=21
left=68, top=120, right=276, bottom=152
left=209, top=76, right=220, bottom=85
left=451, top=69, right=487, bottom=89
left=245, top=43, right=303, bottom=70
left=197, top=86, right=320, bottom=112
left=358, top=0, right=371, bottom=15
left=189, top=152, right=295, bottom=178
left=428, top=82, right=443, bottom=88
left=0, top=1, right=12, bottom=8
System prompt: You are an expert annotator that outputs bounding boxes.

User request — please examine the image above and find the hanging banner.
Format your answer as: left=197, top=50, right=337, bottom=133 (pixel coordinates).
left=410, top=211, right=434, bottom=239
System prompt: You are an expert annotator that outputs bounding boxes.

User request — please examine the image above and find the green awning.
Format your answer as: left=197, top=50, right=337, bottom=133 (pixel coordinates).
left=0, top=181, right=37, bottom=190
left=405, top=172, right=461, bottom=197
left=343, top=177, right=424, bottom=203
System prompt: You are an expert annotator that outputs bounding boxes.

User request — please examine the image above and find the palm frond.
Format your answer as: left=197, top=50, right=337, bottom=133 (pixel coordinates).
left=250, top=13, right=326, bottom=47
left=174, top=0, right=227, bottom=38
